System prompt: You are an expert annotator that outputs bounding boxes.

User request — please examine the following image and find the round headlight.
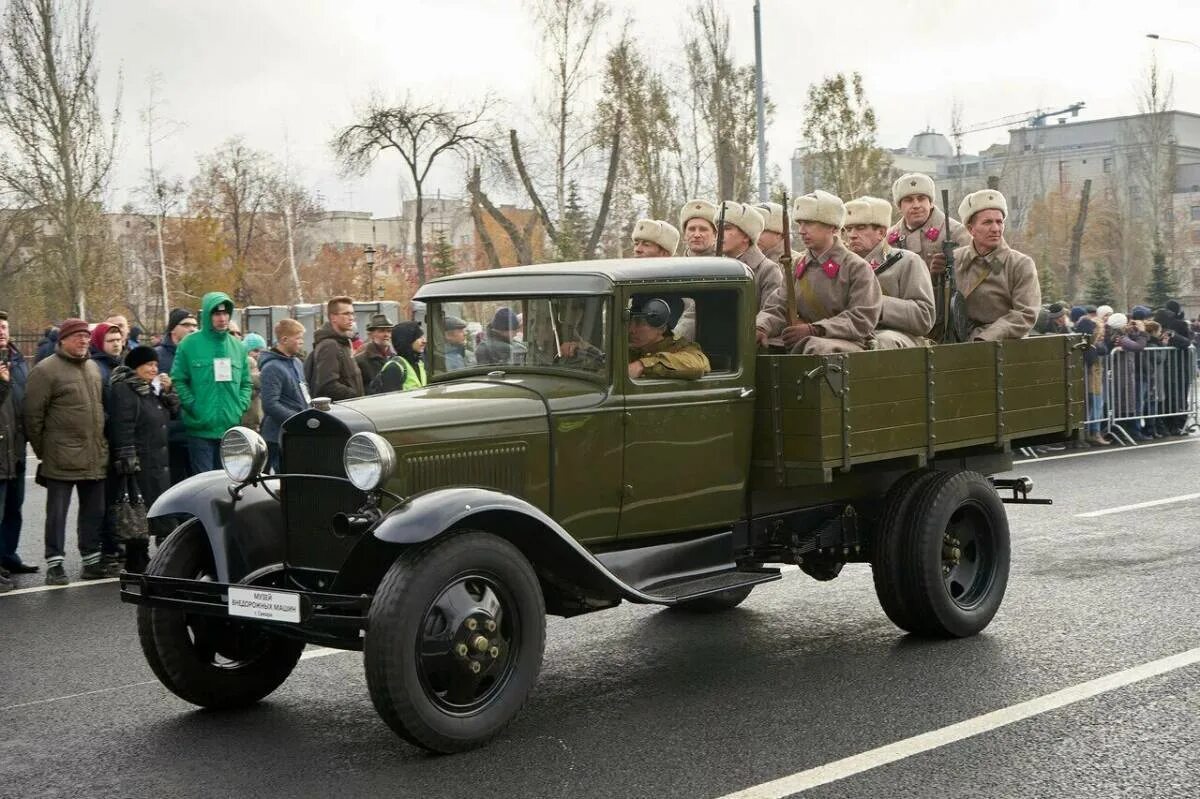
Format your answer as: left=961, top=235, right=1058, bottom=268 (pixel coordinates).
left=220, top=426, right=268, bottom=484
left=344, top=432, right=396, bottom=492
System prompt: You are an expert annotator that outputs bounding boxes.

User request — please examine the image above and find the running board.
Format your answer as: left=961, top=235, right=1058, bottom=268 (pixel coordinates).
left=640, top=567, right=781, bottom=603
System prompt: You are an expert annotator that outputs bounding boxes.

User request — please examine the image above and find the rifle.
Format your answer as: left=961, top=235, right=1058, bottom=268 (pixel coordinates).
left=714, top=199, right=726, bottom=256
left=779, top=191, right=798, bottom=324
left=941, top=189, right=970, bottom=343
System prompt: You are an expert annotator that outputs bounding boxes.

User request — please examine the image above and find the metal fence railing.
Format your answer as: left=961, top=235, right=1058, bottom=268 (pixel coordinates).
left=1102, top=344, right=1198, bottom=445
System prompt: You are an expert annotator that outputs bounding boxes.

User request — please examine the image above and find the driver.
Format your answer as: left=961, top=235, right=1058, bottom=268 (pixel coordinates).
left=627, top=296, right=710, bottom=380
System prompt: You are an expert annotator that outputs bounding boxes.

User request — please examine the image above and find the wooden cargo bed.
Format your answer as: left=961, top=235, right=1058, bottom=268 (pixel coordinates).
left=751, top=336, right=1084, bottom=488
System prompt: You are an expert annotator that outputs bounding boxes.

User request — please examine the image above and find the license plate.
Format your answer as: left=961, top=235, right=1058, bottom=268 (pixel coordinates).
left=228, top=586, right=301, bottom=623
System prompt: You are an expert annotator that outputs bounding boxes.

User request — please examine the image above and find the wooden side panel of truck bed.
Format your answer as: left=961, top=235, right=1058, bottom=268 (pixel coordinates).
left=751, top=336, right=1085, bottom=489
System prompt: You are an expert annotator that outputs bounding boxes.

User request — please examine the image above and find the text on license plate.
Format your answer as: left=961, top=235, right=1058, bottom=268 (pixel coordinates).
left=228, top=586, right=301, bottom=623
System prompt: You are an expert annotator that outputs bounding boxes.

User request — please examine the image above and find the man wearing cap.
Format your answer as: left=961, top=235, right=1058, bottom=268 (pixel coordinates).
left=355, top=313, right=394, bottom=389
left=764, top=190, right=882, bottom=355
left=0, top=310, right=34, bottom=580
left=1033, top=303, right=1070, bottom=335
left=172, top=291, right=254, bottom=473
left=631, top=219, right=679, bottom=258
left=24, top=318, right=109, bottom=585
left=476, top=308, right=527, bottom=366
left=754, top=202, right=801, bottom=266
left=843, top=196, right=934, bottom=349
left=155, top=308, right=198, bottom=483
left=953, top=190, right=1041, bottom=341
left=627, top=297, right=710, bottom=380
left=718, top=202, right=786, bottom=348
left=442, top=315, right=475, bottom=371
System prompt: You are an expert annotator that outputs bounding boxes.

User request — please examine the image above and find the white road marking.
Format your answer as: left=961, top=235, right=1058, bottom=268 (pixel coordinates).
left=299, top=646, right=350, bottom=661
left=0, top=577, right=118, bottom=597
left=1015, top=436, right=1198, bottom=464
left=713, top=645, right=1200, bottom=799
left=0, top=681, right=158, bottom=713
left=1, top=646, right=353, bottom=713
left=1075, top=492, right=1200, bottom=518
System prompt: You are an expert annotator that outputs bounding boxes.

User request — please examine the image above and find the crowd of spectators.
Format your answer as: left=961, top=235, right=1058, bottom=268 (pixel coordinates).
left=0, top=293, right=435, bottom=590
left=1030, top=299, right=1198, bottom=446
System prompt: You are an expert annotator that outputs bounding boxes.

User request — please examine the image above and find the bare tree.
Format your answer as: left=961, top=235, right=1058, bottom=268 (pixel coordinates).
left=136, top=75, right=183, bottom=325
left=800, top=72, right=890, bottom=200
left=531, top=0, right=610, bottom=218
left=266, top=169, right=322, bottom=302
left=0, top=0, right=120, bottom=317
left=682, top=1, right=771, bottom=201
left=597, top=29, right=679, bottom=220
left=189, top=137, right=270, bottom=303
left=332, top=95, right=495, bottom=284
left=1128, top=56, right=1176, bottom=261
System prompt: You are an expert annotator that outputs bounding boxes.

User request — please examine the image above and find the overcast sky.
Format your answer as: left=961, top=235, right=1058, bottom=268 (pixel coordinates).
left=93, top=0, right=1200, bottom=217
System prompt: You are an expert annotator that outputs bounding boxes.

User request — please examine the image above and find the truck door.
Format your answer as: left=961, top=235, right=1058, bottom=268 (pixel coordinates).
left=618, top=287, right=756, bottom=539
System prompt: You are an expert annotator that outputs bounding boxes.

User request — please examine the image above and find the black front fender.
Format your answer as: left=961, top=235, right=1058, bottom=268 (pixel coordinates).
left=148, top=472, right=286, bottom=583
left=369, top=487, right=661, bottom=607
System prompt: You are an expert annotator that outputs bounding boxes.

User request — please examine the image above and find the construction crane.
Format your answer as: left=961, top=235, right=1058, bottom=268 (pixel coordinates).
left=952, top=102, right=1086, bottom=155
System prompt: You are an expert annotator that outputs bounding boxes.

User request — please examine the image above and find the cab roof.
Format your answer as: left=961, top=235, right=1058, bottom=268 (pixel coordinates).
left=414, top=257, right=752, bottom=299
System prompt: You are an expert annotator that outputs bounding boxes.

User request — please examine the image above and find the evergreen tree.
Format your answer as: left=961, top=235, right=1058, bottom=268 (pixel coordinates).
left=556, top=181, right=592, bottom=261
left=1143, top=247, right=1178, bottom=308
left=1083, top=263, right=1116, bottom=307
left=1037, top=261, right=1058, bottom=304
left=429, top=230, right=457, bottom=279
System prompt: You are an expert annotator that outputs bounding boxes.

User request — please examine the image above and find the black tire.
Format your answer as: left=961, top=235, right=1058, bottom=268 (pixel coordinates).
left=136, top=520, right=304, bottom=709
left=871, top=469, right=944, bottom=632
left=669, top=585, right=754, bottom=613
left=365, top=530, right=546, bottom=753
left=898, top=470, right=1011, bottom=638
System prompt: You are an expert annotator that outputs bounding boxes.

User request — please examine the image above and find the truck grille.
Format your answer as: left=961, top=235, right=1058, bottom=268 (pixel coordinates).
left=280, top=419, right=366, bottom=571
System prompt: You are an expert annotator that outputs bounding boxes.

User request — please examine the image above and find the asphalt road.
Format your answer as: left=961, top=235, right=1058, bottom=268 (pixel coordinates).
left=1, top=438, right=1198, bottom=799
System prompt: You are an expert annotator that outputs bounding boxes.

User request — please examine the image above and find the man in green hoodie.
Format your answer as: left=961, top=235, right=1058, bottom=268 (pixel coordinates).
left=171, top=292, right=252, bottom=474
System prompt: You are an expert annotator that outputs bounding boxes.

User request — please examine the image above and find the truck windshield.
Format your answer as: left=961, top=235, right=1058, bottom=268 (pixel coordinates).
left=425, top=296, right=609, bottom=378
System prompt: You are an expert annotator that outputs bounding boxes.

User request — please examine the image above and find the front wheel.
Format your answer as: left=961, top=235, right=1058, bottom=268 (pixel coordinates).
left=136, top=520, right=304, bottom=708
left=365, top=530, right=546, bottom=753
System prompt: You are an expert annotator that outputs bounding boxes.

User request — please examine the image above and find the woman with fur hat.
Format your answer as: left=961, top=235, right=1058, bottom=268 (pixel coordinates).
left=952, top=190, right=1041, bottom=340
left=108, top=345, right=180, bottom=572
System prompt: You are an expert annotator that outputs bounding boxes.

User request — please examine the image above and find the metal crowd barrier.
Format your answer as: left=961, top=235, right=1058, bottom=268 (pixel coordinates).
left=1102, top=344, right=1198, bottom=446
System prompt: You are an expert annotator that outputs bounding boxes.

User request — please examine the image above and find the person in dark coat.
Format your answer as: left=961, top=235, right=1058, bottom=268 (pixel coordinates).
left=0, top=311, right=34, bottom=581
left=373, top=322, right=429, bottom=393
left=89, top=323, right=124, bottom=409
left=155, top=308, right=198, bottom=483
left=34, top=327, right=58, bottom=364
left=108, top=346, right=179, bottom=571
left=355, top=313, right=394, bottom=390
left=259, top=318, right=310, bottom=472
left=1157, top=302, right=1193, bottom=434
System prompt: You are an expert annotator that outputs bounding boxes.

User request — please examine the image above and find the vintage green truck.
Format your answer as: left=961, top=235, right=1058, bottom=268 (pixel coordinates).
left=121, top=258, right=1083, bottom=753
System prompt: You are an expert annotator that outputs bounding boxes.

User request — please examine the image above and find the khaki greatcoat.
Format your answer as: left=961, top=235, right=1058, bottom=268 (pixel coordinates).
left=863, top=241, right=935, bottom=348
left=952, top=239, right=1042, bottom=341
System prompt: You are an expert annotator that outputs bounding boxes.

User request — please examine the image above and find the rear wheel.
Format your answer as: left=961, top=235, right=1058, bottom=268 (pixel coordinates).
left=872, top=469, right=943, bottom=631
left=896, top=470, right=1011, bottom=638
left=365, top=530, right=546, bottom=753
left=137, top=520, right=304, bottom=708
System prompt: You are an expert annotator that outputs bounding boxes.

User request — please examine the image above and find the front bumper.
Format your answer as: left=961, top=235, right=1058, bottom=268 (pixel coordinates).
left=119, top=572, right=372, bottom=650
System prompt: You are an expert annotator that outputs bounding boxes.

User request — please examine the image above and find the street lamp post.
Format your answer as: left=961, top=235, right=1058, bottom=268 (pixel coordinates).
left=1146, top=33, right=1200, bottom=51
left=364, top=244, right=376, bottom=299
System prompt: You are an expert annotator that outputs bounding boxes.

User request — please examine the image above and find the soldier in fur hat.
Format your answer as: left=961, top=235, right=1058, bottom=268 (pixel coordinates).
left=716, top=202, right=786, bottom=347
left=952, top=190, right=1041, bottom=340
left=843, top=196, right=934, bottom=349
left=754, top=202, right=802, bottom=265
left=762, top=190, right=882, bottom=355
left=631, top=219, right=680, bottom=258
